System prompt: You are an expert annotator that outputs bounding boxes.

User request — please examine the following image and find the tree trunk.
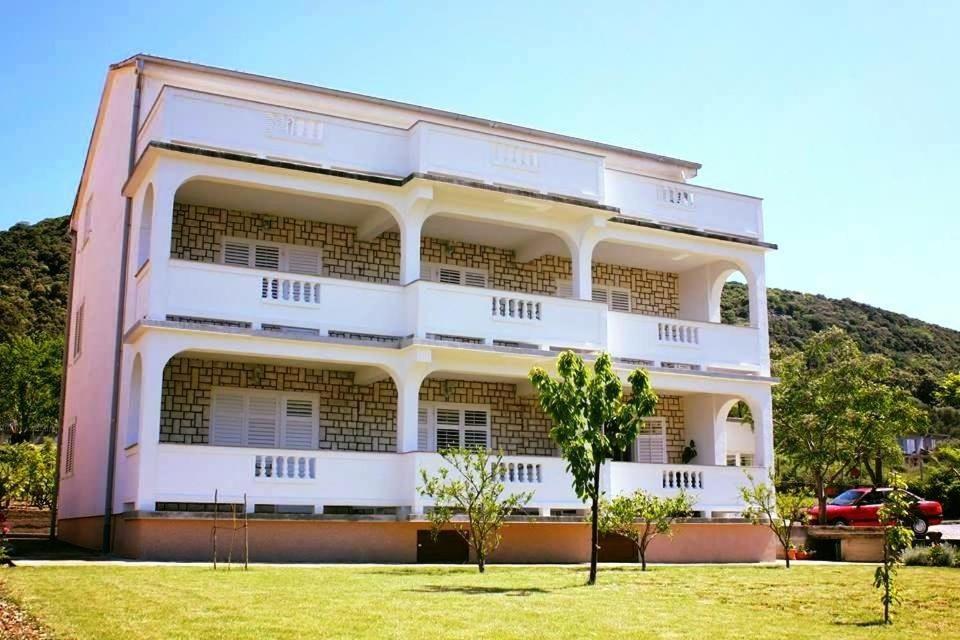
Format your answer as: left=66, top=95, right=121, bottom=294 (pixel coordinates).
left=588, top=458, right=601, bottom=585
left=875, top=452, right=883, bottom=487
left=784, top=543, right=791, bottom=569
left=816, top=476, right=828, bottom=525
left=640, top=552, right=647, bottom=571
left=477, top=551, right=485, bottom=574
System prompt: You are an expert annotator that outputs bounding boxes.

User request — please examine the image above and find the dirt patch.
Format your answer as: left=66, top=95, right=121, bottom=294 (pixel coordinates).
left=0, top=589, right=53, bottom=639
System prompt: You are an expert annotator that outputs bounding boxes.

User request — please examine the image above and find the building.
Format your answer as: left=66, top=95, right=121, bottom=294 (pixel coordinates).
left=900, top=434, right=949, bottom=468
left=57, top=55, right=778, bottom=562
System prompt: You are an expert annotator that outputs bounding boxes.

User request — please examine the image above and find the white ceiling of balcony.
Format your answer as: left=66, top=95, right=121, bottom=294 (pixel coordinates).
left=592, top=241, right=721, bottom=273
left=421, top=215, right=570, bottom=259
left=175, top=180, right=391, bottom=228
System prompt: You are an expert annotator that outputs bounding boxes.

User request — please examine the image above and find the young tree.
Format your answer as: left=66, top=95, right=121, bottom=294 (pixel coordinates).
left=874, top=473, right=914, bottom=625
left=739, top=472, right=813, bottom=568
left=530, top=351, right=657, bottom=585
left=0, top=334, right=63, bottom=443
left=419, top=447, right=532, bottom=573
left=774, top=328, right=924, bottom=522
left=597, top=490, right=693, bottom=571
left=935, top=372, right=960, bottom=409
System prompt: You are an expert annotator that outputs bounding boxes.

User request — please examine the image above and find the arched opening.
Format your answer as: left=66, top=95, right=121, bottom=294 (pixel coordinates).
left=720, top=398, right=757, bottom=467
left=718, top=269, right=751, bottom=327
left=126, top=354, right=142, bottom=448
left=136, top=184, right=154, bottom=269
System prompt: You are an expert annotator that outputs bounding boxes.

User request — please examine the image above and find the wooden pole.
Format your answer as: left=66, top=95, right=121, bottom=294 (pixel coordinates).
left=243, top=493, right=249, bottom=571
left=212, top=489, right=218, bottom=571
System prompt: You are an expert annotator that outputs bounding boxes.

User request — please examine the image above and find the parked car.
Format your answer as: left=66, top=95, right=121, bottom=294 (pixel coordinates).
left=807, top=487, right=943, bottom=535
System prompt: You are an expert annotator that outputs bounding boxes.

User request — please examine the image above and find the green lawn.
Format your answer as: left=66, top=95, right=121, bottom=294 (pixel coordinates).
left=2, top=564, right=958, bottom=639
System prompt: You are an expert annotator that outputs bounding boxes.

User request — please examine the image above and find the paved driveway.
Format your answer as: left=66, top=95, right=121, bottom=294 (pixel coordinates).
left=930, top=522, right=960, bottom=541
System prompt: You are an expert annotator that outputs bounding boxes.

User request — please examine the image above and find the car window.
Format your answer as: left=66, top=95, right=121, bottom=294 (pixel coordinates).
left=831, top=490, right=865, bottom=506
left=859, top=491, right=884, bottom=505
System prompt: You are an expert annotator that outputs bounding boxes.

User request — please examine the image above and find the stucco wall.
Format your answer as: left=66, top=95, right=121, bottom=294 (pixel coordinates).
left=159, top=356, right=685, bottom=460
left=170, top=203, right=679, bottom=317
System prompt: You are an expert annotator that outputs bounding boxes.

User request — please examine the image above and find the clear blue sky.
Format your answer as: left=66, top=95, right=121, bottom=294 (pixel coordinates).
left=2, top=1, right=958, bottom=329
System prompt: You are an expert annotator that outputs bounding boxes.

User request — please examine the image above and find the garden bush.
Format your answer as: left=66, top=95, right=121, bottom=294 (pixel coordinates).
left=903, top=544, right=959, bottom=567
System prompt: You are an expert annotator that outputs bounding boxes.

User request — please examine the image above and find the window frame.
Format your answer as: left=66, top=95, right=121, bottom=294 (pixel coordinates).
left=419, top=402, right=491, bottom=452
left=63, top=420, right=77, bottom=477
left=219, top=236, right=323, bottom=276
left=209, top=387, right=320, bottom=450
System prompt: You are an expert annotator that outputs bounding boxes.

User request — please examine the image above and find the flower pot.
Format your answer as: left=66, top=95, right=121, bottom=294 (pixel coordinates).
left=787, top=549, right=797, bottom=560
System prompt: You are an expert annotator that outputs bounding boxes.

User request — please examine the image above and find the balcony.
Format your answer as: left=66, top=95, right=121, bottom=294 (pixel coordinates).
left=155, top=258, right=762, bottom=371
left=136, top=87, right=763, bottom=239
left=151, top=444, right=761, bottom=515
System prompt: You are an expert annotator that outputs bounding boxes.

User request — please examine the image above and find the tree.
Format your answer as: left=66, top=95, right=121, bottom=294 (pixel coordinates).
left=739, top=472, right=813, bottom=568
left=774, top=328, right=924, bottom=523
left=597, top=490, right=692, bottom=571
left=874, top=473, right=914, bottom=625
left=530, top=351, right=657, bottom=585
left=936, top=372, right=960, bottom=409
left=0, top=440, right=57, bottom=509
left=0, top=333, right=63, bottom=443
left=419, top=447, right=532, bottom=573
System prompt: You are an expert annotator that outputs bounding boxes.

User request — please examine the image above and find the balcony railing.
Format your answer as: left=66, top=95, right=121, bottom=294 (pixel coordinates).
left=158, top=259, right=764, bottom=371
left=149, top=445, right=762, bottom=514
left=137, top=87, right=763, bottom=239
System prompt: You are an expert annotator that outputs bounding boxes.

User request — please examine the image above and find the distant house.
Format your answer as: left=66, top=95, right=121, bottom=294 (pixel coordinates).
left=57, top=54, right=777, bottom=563
left=900, top=434, right=950, bottom=467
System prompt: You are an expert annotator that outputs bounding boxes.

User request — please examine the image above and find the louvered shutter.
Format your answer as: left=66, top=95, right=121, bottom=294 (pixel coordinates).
left=223, top=241, right=251, bottom=267
left=437, top=267, right=463, bottom=285
left=286, top=247, right=321, bottom=276
left=212, top=392, right=245, bottom=446
left=246, top=395, right=279, bottom=446
left=634, top=419, right=666, bottom=463
left=555, top=280, right=573, bottom=299
left=435, top=408, right=461, bottom=450
left=592, top=287, right=609, bottom=304
left=463, top=271, right=487, bottom=288
left=463, top=410, right=489, bottom=449
left=420, top=263, right=432, bottom=280
left=417, top=407, right=430, bottom=451
left=609, top=289, right=631, bottom=312
left=282, top=398, right=315, bottom=449
left=253, top=244, right=281, bottom=271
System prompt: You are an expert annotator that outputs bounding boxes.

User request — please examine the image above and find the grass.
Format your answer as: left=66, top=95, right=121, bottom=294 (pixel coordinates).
left=2, top=564, right=959, bottom=639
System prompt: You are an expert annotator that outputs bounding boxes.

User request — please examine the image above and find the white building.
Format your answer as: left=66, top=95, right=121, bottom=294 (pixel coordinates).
left=57, top=55, right=777, bottom=562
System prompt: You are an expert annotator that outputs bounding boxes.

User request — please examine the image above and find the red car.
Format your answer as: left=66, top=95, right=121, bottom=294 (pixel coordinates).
left=807, top=487, right=943, bottom=535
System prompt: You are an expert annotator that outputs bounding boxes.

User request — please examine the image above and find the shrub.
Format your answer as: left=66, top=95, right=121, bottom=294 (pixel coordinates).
left=903, top=544, right=960, bottom=567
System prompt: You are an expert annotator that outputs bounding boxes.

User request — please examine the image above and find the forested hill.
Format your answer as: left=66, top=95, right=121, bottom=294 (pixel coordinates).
left=1, top=215, right=958, bottom=405
left=722, top=282, right=960, bottom=405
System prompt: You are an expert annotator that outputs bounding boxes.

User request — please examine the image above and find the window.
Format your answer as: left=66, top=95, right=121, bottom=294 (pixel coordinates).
left=419, top=404, right=490, bottom=451
left=726, top=454, right=738, bottom=467
left=633, top=417, right=666, bottom=463
left=220, top=237, right=322, bottom=276
left=210, top=389, right=318, bottom=449
left=556, top=280, right=631, bottom=312
left=64, top=421, right=77, bottom=476
left=73, top=303, right=84, bottom=359
left=421, top=263, right=488, bottom=288
left=726, top=453, right=755, bottom=467
left=739, top=453, right=754, bottom=467
left=82, top=195, right=93, bottom=246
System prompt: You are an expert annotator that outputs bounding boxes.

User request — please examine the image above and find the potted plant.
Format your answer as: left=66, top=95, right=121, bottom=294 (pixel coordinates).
left=787, top=543, right=797, bottom=561
left=794, top=545, right=815, bottom=560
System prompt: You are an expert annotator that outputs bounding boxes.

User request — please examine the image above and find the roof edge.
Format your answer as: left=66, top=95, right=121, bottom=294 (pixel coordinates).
left=115, top=53, right=702, bottom=171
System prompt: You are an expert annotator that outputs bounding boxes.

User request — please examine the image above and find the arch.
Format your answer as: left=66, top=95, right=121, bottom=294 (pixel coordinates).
left=136, top=183, right=154, bottom=269
left=717, top=396, right=758, bottom=467
left=126, top=354, right=143, bottom=448
left=709, top=262, right=757, bottom=327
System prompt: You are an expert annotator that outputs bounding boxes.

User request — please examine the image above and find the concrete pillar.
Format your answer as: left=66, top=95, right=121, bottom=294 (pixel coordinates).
left=571, top=236, right=596, bottom=301
left=395, top=363, right=428, bottom=453
left=134, top=345, right=167, bottom=511
left=399, top=216, right=423, bottom=286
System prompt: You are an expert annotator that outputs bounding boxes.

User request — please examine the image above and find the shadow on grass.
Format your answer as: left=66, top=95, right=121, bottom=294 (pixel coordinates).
left=410, top=584, right=553, bottom=596
left=834, top=620, right=887, bottom=628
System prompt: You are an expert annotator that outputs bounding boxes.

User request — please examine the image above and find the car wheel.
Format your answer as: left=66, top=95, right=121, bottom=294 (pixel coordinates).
left=911, top=518, right=929, bottom=536
left=833, top=519, right=849, bottom=527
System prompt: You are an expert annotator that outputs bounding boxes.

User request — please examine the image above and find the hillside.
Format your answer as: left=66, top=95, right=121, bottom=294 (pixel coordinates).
left=1, top=215, right=958, bottom=410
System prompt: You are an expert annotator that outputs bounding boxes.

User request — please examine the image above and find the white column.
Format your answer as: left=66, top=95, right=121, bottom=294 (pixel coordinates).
left=395, top=365, right=428, bottom=453
left=744, top=256, right=771, bottom=377
left=571, top=239, right=594, bottom=301
left=143, top=168, right=179, bottom=321
left=399, top=216, right=423, bottom=286
left=134, top=344, right=167, bottom=511
left=751, top=391, right=775, bottom=470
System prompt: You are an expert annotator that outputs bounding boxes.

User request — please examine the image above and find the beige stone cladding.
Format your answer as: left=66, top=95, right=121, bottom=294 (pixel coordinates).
left=159, top=356, right=686, bottom=461
left=171, top=203, right=679, bottom=317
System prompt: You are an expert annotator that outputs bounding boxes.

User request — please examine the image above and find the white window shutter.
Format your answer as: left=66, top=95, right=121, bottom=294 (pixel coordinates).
left=282, top=398, right=316, bottom=449
left=634, top=418, right=666, bottom=463
left=592, top=287, right=609, bottom=304
left=555, top=280, right=573, bottom=299
left=609, top=289, right=631, bottom=312
left=437, top=267, right=463, bottom=285
left=254, top=244, right=281, bottom=271
left=212, top=392, right=245, bottom=446
left=420, top=263, right=433, bottom=280
left=246, top=395, right=279, bottom=446
left=463, top=271, right=487, bottom=288
left=223, top=241, right=251, bottom=267
left=417, top=407, right=430, bottom=451
left=286, top=247, right=321, bottom=276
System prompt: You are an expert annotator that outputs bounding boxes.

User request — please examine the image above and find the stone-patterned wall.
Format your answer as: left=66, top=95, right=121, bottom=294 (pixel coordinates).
left=171, top=203, right=678, bottom=317
left=159, top=357, right=397, bottom=452
left=159, top=356, right=686, bottom=461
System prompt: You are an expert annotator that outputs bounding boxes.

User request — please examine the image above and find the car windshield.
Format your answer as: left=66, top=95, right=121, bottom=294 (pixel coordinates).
left=830, top=490, right=865, bottom=506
